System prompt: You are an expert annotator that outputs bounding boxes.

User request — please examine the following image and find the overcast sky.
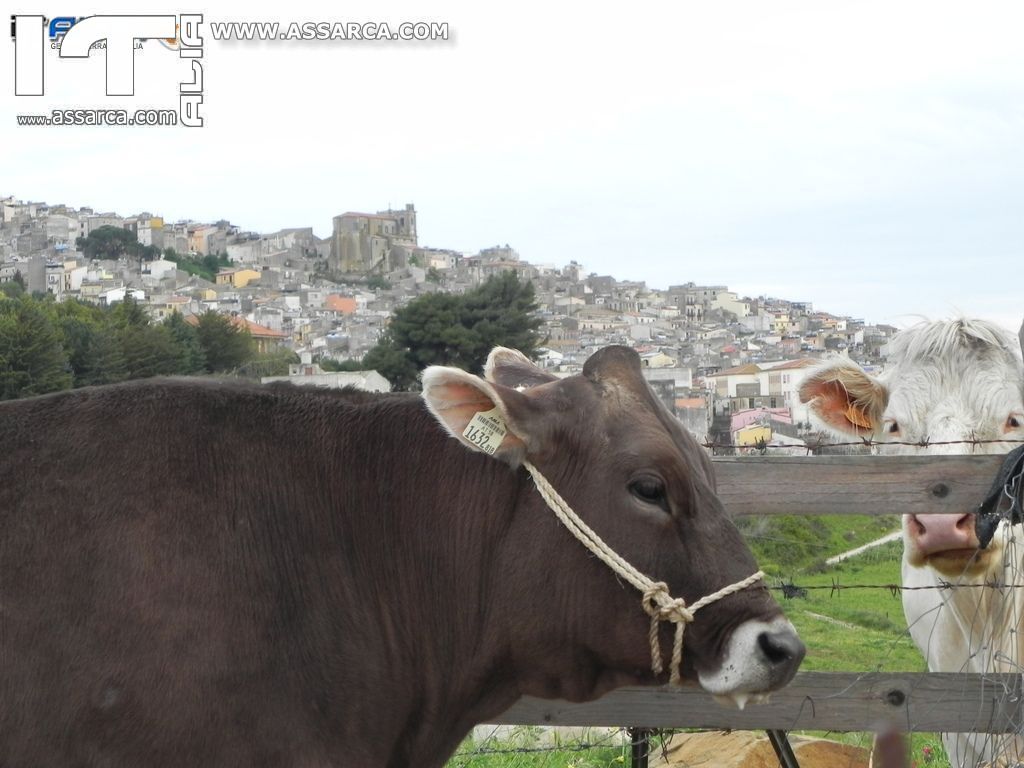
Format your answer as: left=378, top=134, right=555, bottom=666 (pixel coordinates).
left=3, top=1, right=1022, bottom=332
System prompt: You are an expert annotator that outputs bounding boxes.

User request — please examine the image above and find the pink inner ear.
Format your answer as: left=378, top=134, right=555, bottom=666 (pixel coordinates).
left=805, top=379, right=874, bottom=435
left=438, top=381, right=496, bottom=410
left=423, top=372, right=529, bottom=458
left=431, top=382, right=497, bottom=433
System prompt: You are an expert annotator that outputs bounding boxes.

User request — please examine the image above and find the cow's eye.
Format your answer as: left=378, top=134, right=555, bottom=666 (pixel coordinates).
left=629, top=477, right=668, bottom=509
left=885, top=420, right=900, bottom=435
left=1007, top=414, right=1023, bottom=430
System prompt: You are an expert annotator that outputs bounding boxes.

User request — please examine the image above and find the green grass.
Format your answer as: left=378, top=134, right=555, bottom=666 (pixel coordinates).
left=764, top=537, right=949, bottom=764
left=740, top=513, right=900, bottom=575
left=446, top=728, right=629, bottom=767
left=776, top=540, right=923, bottom=672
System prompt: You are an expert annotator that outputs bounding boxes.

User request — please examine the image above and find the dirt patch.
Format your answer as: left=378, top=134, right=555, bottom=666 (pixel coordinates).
left=653, top=730, right=870, bottom=767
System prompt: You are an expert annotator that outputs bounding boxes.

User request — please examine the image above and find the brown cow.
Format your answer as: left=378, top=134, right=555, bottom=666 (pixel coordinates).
left=0, top=346, right=802, bottom=767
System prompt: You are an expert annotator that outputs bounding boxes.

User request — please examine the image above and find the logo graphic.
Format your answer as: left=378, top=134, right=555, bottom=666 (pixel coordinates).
left=11, top=13, right=205, bottom=127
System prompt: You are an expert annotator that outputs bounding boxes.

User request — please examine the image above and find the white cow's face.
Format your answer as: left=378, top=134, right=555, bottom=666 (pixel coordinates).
left=800, top=319, right=1024, bottom=580
left=879, top=362, right=1024, bottom=456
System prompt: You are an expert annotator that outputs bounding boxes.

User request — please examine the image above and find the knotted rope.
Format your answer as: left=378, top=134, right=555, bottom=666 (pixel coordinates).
left=522, top=461, right=765, bottom=686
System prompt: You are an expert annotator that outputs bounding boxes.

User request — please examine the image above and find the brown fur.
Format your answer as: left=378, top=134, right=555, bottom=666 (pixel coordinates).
left=0, top=363, right=784, bottom=767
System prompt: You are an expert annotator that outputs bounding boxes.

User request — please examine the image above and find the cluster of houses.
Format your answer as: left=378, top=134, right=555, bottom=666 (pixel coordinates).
left=0, top=194, right=900, bottom=449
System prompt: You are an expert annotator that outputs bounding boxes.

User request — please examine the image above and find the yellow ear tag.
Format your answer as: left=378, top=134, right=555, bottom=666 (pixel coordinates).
left=462, top=407, right=508, bottom=455
left=844, top=404, right=872, bottom=430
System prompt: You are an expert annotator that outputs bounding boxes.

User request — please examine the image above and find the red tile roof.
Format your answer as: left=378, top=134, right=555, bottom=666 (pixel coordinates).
left=767, top=358, right=818, bottom=371
left=675, top=398, right=706, bottom=409
left=324, top=295, right=357, bottom=314
left=183, top=313, right=288, bottom=338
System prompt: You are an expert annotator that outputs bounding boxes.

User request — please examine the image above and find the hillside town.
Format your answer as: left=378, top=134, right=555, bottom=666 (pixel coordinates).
left=0, top=194, right=900, bottom=450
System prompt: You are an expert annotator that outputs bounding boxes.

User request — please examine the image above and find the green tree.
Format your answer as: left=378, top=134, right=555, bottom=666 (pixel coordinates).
left=76, top=225, right=139, bottom=260
left=164, top=312, right=206, bottom=374
left=362, top=337, right=420, bottom=391
left=1, top=272, right=27, bottom=298
left=460, top=271, right=542, bottom=363
left=194, top=311, right=253, bottom=372
left=59, top=315, right=127, bottom=387
left=78, top=327, right=128, bottom=386
left=0, top=295, right=73, bottom=399
left=162, top=250, right=231, bottom=282
left=360, top=272, right=541, bottom=390
left=120, top=324, right=188, bottom=379
left=108, top=297, right=151, bottom=330
left=236, top=348, right=300, bottom=379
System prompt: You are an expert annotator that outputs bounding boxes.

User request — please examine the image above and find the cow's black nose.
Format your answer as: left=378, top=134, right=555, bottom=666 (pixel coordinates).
left=757, top=629, right=806, bottom=687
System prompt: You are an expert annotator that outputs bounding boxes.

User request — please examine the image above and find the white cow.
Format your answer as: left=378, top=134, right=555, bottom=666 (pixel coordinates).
left=800, top=318, right=1024, bottom=768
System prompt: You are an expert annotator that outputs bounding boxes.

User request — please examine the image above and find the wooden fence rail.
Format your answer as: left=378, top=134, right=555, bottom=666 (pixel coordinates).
left=495, top=454, right=1021, bottom=736
left=713, top=454, right=1006, bottom=518
left=496, top=672, right=1024, bottom=733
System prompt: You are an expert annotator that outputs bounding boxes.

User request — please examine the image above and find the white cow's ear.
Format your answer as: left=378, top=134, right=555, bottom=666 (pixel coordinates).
left=799, top=359, right=888, bottom=436
left=421, top=366, right=536, bottom=465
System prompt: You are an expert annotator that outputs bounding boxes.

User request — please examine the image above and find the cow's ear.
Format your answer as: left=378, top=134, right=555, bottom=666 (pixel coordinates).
left=483, top=347, right=558, bottom=389
left=799, top=359, right=888, bottom=436
left=421, top=366, right=539, bottom=465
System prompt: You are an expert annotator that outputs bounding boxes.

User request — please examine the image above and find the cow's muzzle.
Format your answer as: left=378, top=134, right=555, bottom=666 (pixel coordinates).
left=698, top=617, right=805, bottom=708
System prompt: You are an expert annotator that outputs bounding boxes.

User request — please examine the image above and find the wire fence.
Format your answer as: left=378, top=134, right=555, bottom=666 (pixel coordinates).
left=446, top=725, right=636, bottom=766
left=701, top=436, right=1024, bottom=453
left=448, top=725, right=893, bottom=767
left=457, top=446, right=1024, bottom=767
left=773, top=578, right=1024, bottom=599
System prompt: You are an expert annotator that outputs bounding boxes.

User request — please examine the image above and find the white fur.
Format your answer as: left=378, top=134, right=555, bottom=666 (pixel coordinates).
left=807, top=319, right=1024, bottom=766
left=697, top=617, right=801, bottom=700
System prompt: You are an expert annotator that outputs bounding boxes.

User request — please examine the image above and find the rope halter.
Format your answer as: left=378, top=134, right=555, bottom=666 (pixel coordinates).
left=523, top=461, right=765, bottom=686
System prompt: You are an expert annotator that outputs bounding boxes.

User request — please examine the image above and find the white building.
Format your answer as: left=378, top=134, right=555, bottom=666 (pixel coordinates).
left=101, top=286, right=146, bottom=305
left=711, top=291, right=751, bottom=318
left=143, top=258, right=177, bottom=282
left=261, top=365, right=391, bottom=393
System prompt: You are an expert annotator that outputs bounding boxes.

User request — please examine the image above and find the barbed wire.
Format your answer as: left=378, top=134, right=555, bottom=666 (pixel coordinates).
left=771, top=577, right=1024, bottom=600
left=701, top=436, right=1024, bottom=452
left=449, top=726, right=631, bottom=764
left=452, top=741, right=611, bottom=756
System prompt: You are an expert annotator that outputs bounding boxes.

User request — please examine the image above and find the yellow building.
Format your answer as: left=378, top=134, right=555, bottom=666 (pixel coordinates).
left=734, top=424, right=772, bottom=447
left=148, top=295, right=190, bottom=321
left=215, top=268, right=261, bottom=288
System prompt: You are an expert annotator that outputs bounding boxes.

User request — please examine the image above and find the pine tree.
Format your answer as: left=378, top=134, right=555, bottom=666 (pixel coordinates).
left=0, top=296, right=73, bottom=399
left=194, top=312, right=253, bottom=373
left=360, top=271, right=542, bottom=390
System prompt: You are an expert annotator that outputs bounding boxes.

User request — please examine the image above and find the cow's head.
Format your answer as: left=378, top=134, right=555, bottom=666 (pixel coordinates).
left=800, top=318, right=1024, bottom=579
left=421, top=346, right=803, bottom=706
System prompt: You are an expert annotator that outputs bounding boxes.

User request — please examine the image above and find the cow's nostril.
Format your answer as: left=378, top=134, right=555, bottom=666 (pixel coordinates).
left=757, top=630, right=804, bottom=666
left=955, top=513, right=974, bottom=532
left=909, top=515, right=926, bottom=536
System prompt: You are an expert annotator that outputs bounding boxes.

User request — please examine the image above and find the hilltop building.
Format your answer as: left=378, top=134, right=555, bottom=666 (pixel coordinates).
left=329, top=204, right=418, bottom=274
